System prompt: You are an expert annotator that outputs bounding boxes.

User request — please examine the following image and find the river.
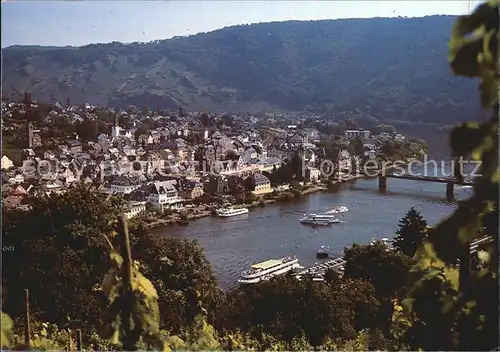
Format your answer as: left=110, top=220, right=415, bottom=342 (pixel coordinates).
left=154, top=161, right=475, bottom=289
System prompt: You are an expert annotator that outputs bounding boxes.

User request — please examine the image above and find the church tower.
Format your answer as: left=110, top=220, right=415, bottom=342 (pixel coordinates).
left=28, top=122, right=34, bottom=149
left=111, top=116, right=120, bottom=139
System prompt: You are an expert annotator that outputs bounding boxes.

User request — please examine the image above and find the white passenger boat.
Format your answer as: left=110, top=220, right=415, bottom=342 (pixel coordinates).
left=370, top=237, right=392, bottom=248
left=299, top=213, right=342, bottom=226
left=238, top=256, right=301, bottom=284
left=326, top=206, right=348, bottom=214
left=216, top=207, right=249, bottom=217
left=317, top=245, right=331, bottom=259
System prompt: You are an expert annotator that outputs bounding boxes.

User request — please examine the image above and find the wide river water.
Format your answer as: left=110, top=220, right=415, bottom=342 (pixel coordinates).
left=154, top=161, right=475, bottom=289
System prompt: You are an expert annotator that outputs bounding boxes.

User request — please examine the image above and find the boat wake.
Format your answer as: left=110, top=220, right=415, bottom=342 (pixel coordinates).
left=325, top=205, right=349, bottom=214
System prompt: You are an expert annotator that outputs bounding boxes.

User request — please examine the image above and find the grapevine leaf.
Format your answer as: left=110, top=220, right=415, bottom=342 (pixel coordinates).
left=110, top=251, right=123, bottom=267
left=450, top=2, right=495, bottom=39
left=102, top=267, right=120, bottom=299
left=478, top=72, right=499, bottom=108
left=132, top=271, right=159, bottom=300
left=164, top=335, right=185, bottom=350
left=477, top=250, right=490, bottom=262
left=458, top=215, right=481, bottom=244
left=443, top=266, right=460, bottom=291
left=449, top=37, right=483, bottom=77
left=449, top=122, right=483, bottom=157
left=1, top=312, right=14, bottom=348
left=412, top=241, right=444, bottom=272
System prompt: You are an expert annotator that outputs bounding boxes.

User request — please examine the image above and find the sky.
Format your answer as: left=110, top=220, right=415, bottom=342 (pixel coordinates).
left=1, top=0, right=482, bottom=48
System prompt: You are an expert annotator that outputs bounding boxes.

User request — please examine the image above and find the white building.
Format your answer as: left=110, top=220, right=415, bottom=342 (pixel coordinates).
left=110, top=176, right=142, bottom=194
left=344, top=129, right=371, bottom=140
left=338, top=150, right=352, bottom=172
left=365, top=149, right=377, bottom=159
left=111, top=119, right=133, bottom=140
left=125, top=201, right=147, bottom=219
left=252, top=173, right=273, bottom=196
left=256, top=157, right=282, bottom=173
left=111, top=120, right=121, bottom=139
left=8, top=173, right=24, bottom=184
left=307, top=167, right=321, bottom=182
left=148, top=182, right=181, bottom=211
left=1, top=155, right=14, bottom=170
left=267, top=145, right=295, bottom=160
left=395, top=133, right=406, bottom=142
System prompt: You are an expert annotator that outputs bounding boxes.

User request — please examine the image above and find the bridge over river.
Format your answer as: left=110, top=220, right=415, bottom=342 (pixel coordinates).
left=375, top=173, right=474, bottom=198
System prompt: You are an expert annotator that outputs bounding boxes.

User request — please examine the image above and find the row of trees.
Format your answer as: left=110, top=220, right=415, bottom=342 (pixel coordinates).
left=391, top=2, right=499, bottom=351
left=378, top=138, right=428, bottom=161
left=2, top=185, right=222, bottom=336
left=1, top=182, right=467, bottom=351
left=263, top=152, right=305, bottom=185
left=2, top=4, right=497, bottom=350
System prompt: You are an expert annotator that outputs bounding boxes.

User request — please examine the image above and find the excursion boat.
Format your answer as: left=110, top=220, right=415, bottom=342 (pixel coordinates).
left=238, top=256, right=302, bottom=284
left=299, top=214, right=342, bottom=226
left=312, top=274, right=325, bottom=282
left=326, top=206, right=348, bottom=214
left=316, top=245, right=331, bottom=259
left=216, top=207, right=249, bottom=217
left=370, top=237, right=392, bottom=247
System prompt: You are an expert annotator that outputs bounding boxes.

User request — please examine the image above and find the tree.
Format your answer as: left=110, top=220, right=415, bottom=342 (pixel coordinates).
left=392, top=207, right=428, bottom=258
left=199, top=112, right=210, bottom=126
left=227, top=176, right=247, bottom=201
left=222, top=114, right=233, bottom=126
left=2, top=184, right=124, bottom=327
left=129, top=223, right=223, bottom=334
left=75, top=119, right=98, bottom=141
left=220, top=276, right=358, bottom=346
left=53, top=114, right=76, bottom=136
left=25, top=106, right=43, bottom=124
left=2, top=185, right=222, bottom=335
left=141, top=118, right=156, bottom=131
left=348, top=137, right=365, bottom=157
left=343, top=242, right=413, bottom=336
left=343, top=117, right=359, bottom=130
left=178, top=106, right=186, bottom=117
left=22, top=91, right=32, bottom=105
left=134, top=125, right=148, bottom=141
left=343, top=242, right=412, bottom=300
left=224, top=150, right=239, bottom=161
left=243, top=176, right=256, bottom=196
left=330, top=278, right=380, bottom=332
left=289, top=152, right=304, bottom=182
left=392, top=3, right=499, bottom=350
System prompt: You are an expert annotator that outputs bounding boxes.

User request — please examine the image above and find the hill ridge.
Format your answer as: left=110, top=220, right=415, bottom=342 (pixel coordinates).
left=2, top=15, right=479, bottom=126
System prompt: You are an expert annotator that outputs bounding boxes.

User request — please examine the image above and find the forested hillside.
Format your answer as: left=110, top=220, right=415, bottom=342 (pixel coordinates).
left=2, top=16, right=480, bottom=125
left=1, top=3, right=499, bottom=349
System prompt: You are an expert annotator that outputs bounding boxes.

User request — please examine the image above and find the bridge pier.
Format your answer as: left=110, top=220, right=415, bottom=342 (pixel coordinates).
left=378, top=176, right=387, bottom=192
left=446, top=182, right=454, bottom=199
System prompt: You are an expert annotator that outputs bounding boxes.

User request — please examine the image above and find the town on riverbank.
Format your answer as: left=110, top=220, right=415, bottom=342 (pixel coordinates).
left=1, top=100, right=427, bottom=224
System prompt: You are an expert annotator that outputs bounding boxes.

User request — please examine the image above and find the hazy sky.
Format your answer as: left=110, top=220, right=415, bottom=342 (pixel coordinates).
left=2, top=1, right=480, bottom=48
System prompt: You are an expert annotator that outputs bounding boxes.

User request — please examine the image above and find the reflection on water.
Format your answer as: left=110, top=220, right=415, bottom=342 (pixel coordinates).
left=154, top=162, right=473, bottom=289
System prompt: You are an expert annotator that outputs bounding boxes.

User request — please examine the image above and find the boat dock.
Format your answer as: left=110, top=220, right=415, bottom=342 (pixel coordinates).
left=294, top=256, right=346, bottom=279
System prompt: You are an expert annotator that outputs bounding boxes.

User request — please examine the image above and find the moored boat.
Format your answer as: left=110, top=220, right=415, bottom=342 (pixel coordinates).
left=326, top=206, right=348, bottom=214
left=293, top=256, right=346, bottom=281
left=238, top=255, right=301, bottom=284
left=299, top=213, right=342, bottom=226
left=216, top=207, right=249, bottom=217
left=316, top=245, right=331, bottom=259
left=370, top=237, right=392, bottom=248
